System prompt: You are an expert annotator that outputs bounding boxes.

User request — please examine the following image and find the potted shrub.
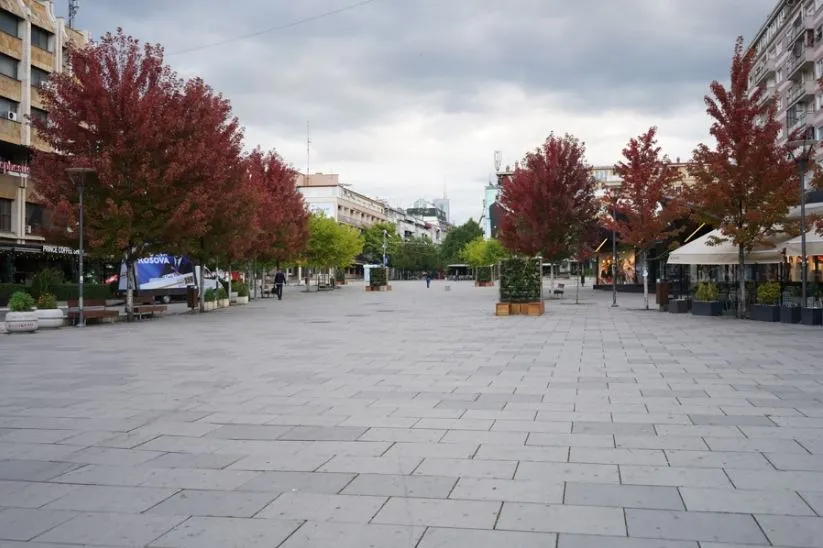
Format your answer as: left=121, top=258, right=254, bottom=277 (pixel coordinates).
left=751, top=281, right=780, bottom=322
left=35, top=293, right=64, bottom=329
left=780, top=286, right=801, bottom=324
left=217, top=286, right=229, bottom=308
left=690, top=282, right=721, bottom=316
left=367, top=267, right=390, bottom=292
left=5, top=291, right=38, bottom=333
left=668, top=296, right=690, bottom=313
left=204, top=288, right=217, bottom=311
left=498, top=256, right=543, bottom=316
left=802, top=284, right=822, bottom=326
left=334, top=269, right=347, bottom=286
left=234, top=282, right=249, bottom=305
left=475, top=266, right=494, bottom=287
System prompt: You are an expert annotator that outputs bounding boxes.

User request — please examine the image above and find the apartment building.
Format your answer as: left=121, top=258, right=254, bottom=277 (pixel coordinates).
left=0, top=0, right=88, bottom=283
left=748, top=0, right=823, bottom=144
left=295, top=172, right=388, bottom=229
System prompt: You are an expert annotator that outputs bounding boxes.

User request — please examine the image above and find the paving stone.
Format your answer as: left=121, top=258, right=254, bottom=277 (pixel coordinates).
left=149, top=516, right=303, bottom=548
left=318, top=455, right=423, bottom=475
left=526, top=433, right=615, bottom=448
left=147, top=489, right=276, bottom=517
left=62, top=446, right=166, bottom=466
left=413, top=458, right=517, bottom=479
left=569, top=447, right=667, bottom=466
left=615, top=435, right=709, bottom=450
left=620, top=465, right=732, bottom=487
left=0, top=460, right=82, bottom=481
left=227, top=453, right=332, bottom=472
left=278, top=426, right=369, bottom=441
left=0, top=508, right=77, bottom=541
left=256, top=492, right=387, bottom=522
left=572, top=421, right=656, bottom=436
left=236, top=470, right=355, bottom=494
left=726, top=469, right=823, bottom=491
left=557, top=534, right=698, bottom=548
left=799, top=490, right=823, bottom=514
left=372, top=497, right=500, bottom=529
left=474, top=444, right=568, bottom=462
left=440, top=430, right=528, bottom=445
left=43, top=485, right=178, bottom=513
left=626, top=509, right=768, bottom=544
left=564, top=482, right=684, bottom=510
left=497, top=502, right=626, bottom=535
left=140, top=452, right=243, bottom=470
left=35, top=512, right=185, bottom=546
left=450, top=477, right=563, bottom=503
left=382, top=442, right=478, bottom=459
left=766, top=452, right=823, bottom=472
left=204, top=424, right=292, bottom=440
left=703, top=437, right=809, bottom=453
left=358, top=428, right=445, bottom=443
left=341, top=473, right=456, bottom=498
left=689, top=414, right=777, bottom=426
left=664, top=449, right=774, bottom=469
left=0, top=481, right=78, bottom=509
left=418, top=527, right=553, bottom=548
left=515, top=461, right=620, bottom=483
left=278, top=521, right=424, bottom=548
left=679, top=487, right=814, bottom=515
left=755, top=514, right=823, bottom=547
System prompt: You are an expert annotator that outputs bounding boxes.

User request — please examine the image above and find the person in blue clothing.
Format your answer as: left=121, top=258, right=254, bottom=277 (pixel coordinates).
left=425, top=272, right=432, bottom=288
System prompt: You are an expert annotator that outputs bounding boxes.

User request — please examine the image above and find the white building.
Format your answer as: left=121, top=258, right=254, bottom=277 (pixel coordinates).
left=384, top=205, right=442, bottom=242
left=295, top=172, right=387, bottom=229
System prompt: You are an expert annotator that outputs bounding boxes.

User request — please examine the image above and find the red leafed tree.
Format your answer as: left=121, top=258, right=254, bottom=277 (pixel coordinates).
left=31, top=29, right=243, bottom=319
left=687, top=36, right=797, bottom=318
left=609, top=127, right=684, bottom=309
left=498, top=133, right=598, bottom=261
left=245, top=148, right=310, bottom=267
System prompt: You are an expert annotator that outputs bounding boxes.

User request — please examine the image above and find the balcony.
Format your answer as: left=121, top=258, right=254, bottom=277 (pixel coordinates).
left=338, top=214, right=366, bottom=228
left=752, top=58, right=776, bottom=85
left=0, top=73, right=21, bottom=103
left=787, top=79, right=817, bottom=106
left=785, top=49, right=813, bottom=80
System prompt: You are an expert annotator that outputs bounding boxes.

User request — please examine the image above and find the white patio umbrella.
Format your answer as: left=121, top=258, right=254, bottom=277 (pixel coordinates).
left=668, top=229, right=789, bottom=265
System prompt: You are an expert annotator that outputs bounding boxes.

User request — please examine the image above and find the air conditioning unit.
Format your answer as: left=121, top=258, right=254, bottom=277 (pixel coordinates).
left=7, top=111, right=16, bottom=121
left=25, top=225, right=31, bottom=234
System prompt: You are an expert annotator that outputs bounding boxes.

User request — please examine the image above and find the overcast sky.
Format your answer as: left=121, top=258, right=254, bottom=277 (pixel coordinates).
left=66, top=0, right=774, bottom=224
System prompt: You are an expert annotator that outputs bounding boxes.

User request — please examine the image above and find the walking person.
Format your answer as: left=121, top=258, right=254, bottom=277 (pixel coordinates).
left=425, top=272, right=432, bottom=288
left=274, top=269, right=286, bottom=300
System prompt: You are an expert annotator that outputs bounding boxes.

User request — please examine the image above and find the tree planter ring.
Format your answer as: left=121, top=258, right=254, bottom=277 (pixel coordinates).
left=691, top=300, right=722, bottom=317
left=780, top=306, right=801, bottom=324
left=5, top=311, right=39, bottom=333
left=751, top=304, right=780, bottom=322
left=801, top=307, right=823, bottom=326
left=36, top=308, right=65, bottom=329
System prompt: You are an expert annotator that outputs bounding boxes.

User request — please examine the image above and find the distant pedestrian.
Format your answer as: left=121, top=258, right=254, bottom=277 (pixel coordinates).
left=425, top=272, right=432, bottom=288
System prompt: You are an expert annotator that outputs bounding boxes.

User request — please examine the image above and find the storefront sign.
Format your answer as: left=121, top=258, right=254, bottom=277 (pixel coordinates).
left=0, top=161, right=30, bottom=177
left=42, top=244, right=78, bottom=255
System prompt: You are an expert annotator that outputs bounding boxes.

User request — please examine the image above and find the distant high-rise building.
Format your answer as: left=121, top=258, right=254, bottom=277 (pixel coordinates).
left=432, top=197, right=450, bottom=222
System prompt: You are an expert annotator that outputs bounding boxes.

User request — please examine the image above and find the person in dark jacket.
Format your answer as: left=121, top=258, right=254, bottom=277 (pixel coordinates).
left=274, top=270, right=286, bottom=300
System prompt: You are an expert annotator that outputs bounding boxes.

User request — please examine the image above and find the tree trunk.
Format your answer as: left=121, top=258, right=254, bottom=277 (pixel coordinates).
left=227, top=262, right=232, bottom=302
left=738, top=244, right=746, bottom=319
left=642, top=250, right=649, bottom=310
left=125, top=257, right=136, bottom=322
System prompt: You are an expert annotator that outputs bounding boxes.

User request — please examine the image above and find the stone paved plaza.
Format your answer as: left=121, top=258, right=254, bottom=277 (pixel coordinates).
left=1, top=280, right=823, bottom=547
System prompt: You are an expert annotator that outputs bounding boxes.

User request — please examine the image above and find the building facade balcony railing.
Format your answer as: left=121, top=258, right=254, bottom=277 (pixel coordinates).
left=785, top=49, right=813, bottom=80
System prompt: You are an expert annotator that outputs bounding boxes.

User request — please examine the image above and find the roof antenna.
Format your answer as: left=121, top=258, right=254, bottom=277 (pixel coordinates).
left=68, top=0, right=80, bottom=28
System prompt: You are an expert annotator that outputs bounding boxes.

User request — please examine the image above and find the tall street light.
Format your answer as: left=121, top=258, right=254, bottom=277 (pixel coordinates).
left=787, top=124, right=817, bottom=306
left=382, top=229, right=388, bottom=267
left=66, top=167, right=96, bottom=327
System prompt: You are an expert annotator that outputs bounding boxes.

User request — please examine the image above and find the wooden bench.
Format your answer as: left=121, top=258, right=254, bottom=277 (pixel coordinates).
left=67, top=299, right=119, bottom=325
left=133, top=296, right=167, bottom=319
left=552, top=283, right=565, bottom=298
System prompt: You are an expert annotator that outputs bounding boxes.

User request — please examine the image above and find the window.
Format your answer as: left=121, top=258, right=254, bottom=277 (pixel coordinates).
left=0, top=10, right=18, bottom=38
left=30, top=25, right=51, bottom=52
left=0, top=97, right=18, bottom=118
left=30, top=107, right=47, bottom=124
left=30, top=66, right=49, bottom=88
left=25, top=202, right=43, bottom=229
left=0, top=198, right=11, bottom=232
left=0, top=53, right=17, bottom=79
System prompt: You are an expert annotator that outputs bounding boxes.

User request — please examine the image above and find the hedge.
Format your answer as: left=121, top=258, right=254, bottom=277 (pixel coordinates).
left=476, top=266, right=493, bottom=283
left=0, top=283, right=111, bottom=306
left=499, top=257, right=541, bottom=303
left=369, top=267, right=388, bottom=287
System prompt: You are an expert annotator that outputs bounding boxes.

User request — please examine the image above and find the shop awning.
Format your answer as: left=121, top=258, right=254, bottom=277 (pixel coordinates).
left=785, top=231, right=823, bottom=257
left=668, top=229, right=788, bottom=265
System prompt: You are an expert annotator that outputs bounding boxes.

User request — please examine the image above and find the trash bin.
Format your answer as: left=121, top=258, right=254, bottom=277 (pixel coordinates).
left=186, top=286, right=199, bottom=309
left=656, top=279, right=669, bottom=310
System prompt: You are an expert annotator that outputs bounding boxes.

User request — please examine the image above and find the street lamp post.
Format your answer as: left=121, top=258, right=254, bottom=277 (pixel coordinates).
left=787, top=126, right=817, bottom=306
left=66, top=167, right=95, bottom=327
left=382, top=229, right=387, bottom=267
left=611, top=196, right=618, bottom=308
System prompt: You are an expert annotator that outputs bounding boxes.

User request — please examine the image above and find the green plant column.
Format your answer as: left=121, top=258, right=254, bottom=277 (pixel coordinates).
left=499, top=257, right=541, bottom=303
left=476, top=266, right=492, bottom=283
left=370, top=267, right=388, bottom=287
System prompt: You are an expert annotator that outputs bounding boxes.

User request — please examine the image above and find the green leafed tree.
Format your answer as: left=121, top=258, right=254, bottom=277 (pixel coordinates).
left=460, top=237, right=508, bottom=268
left=306, top=214, right=364, bottom=270
left=361, top=222, right=402, bottom=265
left=440, top=219, right=484, bottom=265
left=393, top=237, right=441, bottom=274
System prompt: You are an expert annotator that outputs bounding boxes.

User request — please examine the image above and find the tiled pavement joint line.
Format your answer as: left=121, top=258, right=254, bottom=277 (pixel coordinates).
left=274, top=519, right=308, bottom=548
left=796, top=439, right=816, bottom=455
left=798, top=492, right=822, bottom=517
